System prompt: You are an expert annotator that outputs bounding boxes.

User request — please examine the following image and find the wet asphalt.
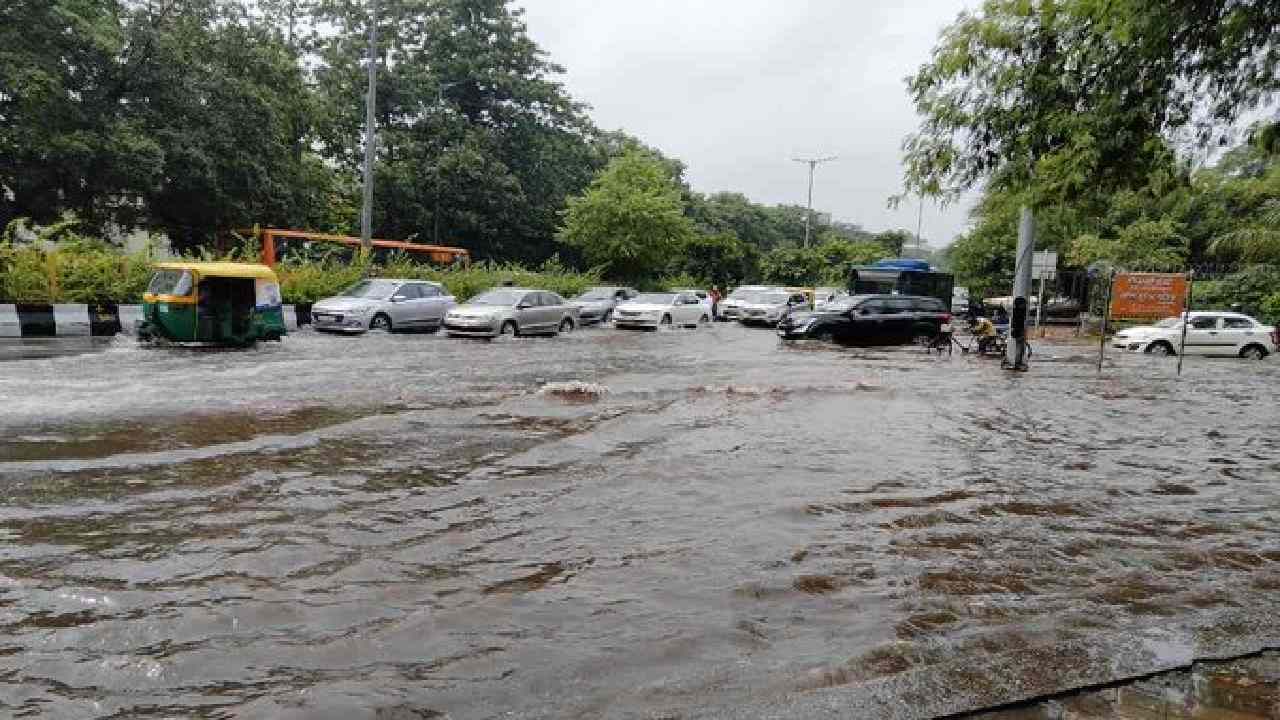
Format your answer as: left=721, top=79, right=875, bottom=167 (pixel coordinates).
left=1, top=324, right=1278, bottom=719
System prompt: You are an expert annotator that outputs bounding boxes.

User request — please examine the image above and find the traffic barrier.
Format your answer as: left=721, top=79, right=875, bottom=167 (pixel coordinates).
left=0, top=304, right=312, bottom=337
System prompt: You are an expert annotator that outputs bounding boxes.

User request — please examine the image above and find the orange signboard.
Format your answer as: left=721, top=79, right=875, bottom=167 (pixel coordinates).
left=1110, top=273, right=1187, bottom=319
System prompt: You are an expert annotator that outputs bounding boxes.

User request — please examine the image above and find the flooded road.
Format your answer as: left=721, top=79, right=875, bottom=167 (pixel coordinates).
left=2, top=325, right=1279, bottom=719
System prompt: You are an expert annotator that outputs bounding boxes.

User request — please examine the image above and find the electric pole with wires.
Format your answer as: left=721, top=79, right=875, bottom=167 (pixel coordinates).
left=792, top=156, right=837, bottom=247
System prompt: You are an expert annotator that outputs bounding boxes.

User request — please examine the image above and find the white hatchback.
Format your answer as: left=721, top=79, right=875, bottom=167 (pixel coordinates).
left=1112, top=312, right=1277, bottom=359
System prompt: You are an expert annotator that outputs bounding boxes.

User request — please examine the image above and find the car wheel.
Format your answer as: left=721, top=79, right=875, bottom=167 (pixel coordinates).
left=602, top=310, right=613, bottom=324
left=1240, top=344, right=1268, bottom=360
left=558, top=317, right=575, bottom=334
left=500, top=320, right=518, bottom=337
left=1146, top=341, right=1175, bottom=356
left=660, top=314, right=672, bottom=327
left=370, top=313, right=392, bottom=332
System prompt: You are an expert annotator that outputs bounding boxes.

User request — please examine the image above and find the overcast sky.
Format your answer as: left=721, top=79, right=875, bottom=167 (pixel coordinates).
left=518, top=0, right=979, bottom=247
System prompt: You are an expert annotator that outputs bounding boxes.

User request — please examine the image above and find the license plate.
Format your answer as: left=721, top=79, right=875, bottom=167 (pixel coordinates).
left=315, top=314, right=336, bottom=322
left=941, top=323, right=952, bottom=332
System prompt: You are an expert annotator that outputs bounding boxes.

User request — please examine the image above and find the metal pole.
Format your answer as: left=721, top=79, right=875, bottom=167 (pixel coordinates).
left=1097, top=270, right=1114, bottom=373
left=1006, top=205, right=1035, bottom=368
left=916, top=197, right=924, bottom=254
left=359, top=0, right=379, bottom=252
left=1036, top=274, right=1045, bottom=337
left=792, top=156, right=836, bottom=248
left=1176, top=270, right=1195, bottom=376
left=804, top=162, right=814, bottom=248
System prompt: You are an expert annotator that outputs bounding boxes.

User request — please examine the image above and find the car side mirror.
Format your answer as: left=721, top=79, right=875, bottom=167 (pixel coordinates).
left=517, top=302, right=532, bottom=309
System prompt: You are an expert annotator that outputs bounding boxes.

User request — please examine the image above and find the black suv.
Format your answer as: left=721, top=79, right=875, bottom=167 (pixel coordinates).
left=776, top=294, right=951, bottom=345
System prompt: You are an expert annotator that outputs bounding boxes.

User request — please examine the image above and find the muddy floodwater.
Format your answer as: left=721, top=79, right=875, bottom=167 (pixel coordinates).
left=1, top=325, right=1279, bottom=719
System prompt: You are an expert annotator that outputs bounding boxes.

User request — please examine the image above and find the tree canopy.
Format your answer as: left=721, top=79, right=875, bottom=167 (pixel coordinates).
left=903, top=0, right=1280, bottom=206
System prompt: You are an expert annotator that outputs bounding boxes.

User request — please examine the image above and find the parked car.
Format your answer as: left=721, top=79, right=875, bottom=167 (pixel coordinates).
left=738, top=290, right=810, bottom=327
left=443, top=287, right=579, bottom=338
left=570, top=286, right=638, bottom=325
left=718, top=285, right=782, bottom=321
left=671, top=288, right=714, bottom=318
left=614, top=292, right=711, bottom=330
left=1111, top=312, right=1277, bottom=358
left=312, top=278, right=455, bottom=333
left=777, top=294, right=952, bottom=345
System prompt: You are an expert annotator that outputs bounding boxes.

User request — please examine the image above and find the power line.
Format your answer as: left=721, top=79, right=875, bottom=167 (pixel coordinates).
left=792, top=156, right=837, bottom=248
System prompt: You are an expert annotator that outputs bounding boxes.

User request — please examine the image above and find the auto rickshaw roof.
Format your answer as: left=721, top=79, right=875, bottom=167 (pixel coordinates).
left=153, top=261, right=279, bottom=281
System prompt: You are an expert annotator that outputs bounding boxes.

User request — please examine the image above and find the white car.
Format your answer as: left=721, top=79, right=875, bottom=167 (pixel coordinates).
left=671, top=288, right=714, bottom=318
left=737, top=290, right=810, bottom=327
left=719, top=285, right=783, bottom=321
left=1112, top=312, right=1277, bottom=359
left=613, top=291, right=711, bottom=329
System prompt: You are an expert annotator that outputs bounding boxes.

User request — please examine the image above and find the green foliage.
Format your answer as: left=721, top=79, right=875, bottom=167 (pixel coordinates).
left=0, top=1, right=335, bottom=249
left=669, top=232, right=756, bottom=287
left=658, top=272, right=709, bottom=293
left=0, top=243, right=153, bottom=304
left=1193, top=266, right=1280, bottom=322
left=902, top=0, right=1280, bottom=204
left=871, top=230, right=913, bottom=257
left=759, top=247, right=824, bottom=287
left=559, top=150, right=695, bottom=282
left=1066, top=219, right=1187, bottom=270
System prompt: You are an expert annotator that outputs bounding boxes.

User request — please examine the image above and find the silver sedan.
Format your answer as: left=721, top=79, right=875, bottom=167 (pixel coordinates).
left=443, top=288, right=580, bottom=338
left=311, top=279, right=456, bottom=333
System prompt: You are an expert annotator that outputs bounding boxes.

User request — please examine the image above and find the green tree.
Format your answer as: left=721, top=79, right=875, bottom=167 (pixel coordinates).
left=902, top=0, right=1280, bottom=295
left=559, top=150, right=695, bottom=282
left=671, top=232, right=758, bottom=287
left=309, top=0, right=600, bottom=262
left=872, top=230, right=913, bottom=257
left=760, top=247, right=824, bottom=287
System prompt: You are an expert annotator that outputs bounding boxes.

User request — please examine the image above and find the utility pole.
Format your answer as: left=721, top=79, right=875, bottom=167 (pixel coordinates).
left=359, top=0, right=379, bottom=252
left=916, top=196, right=925, bottom=255
left=1006, top=206, right=1035, bottom=369
left=792, top=156, right=837, bottom=247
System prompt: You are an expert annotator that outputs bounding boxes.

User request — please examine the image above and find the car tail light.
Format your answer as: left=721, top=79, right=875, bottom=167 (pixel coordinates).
left=1272, top=328, right=1279, bottom=345
left=942, top=314, right=952, bottom=324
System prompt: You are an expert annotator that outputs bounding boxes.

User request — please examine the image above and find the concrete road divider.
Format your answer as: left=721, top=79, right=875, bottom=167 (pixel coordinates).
left=0, top=303, right=312, bottom=337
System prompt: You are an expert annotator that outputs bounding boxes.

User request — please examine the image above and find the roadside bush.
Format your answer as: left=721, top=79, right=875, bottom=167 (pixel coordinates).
left=658, top=272, right=709, bottom=291
left=1, top=237, right=605, bottom=306
left=0, top=244, right=152, bottom=303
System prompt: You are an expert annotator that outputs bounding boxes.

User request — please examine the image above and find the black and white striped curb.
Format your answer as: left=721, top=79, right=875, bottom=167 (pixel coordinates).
left=0, top=304, right=313, bottom=338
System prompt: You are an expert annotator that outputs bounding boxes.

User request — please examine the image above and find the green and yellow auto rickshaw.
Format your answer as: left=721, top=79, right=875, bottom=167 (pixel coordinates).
left=137, top=262, right=286, bottom=346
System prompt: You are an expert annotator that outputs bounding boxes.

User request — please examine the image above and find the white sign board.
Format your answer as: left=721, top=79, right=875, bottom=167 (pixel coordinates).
left=1032, top=251, right=1058, bottom=280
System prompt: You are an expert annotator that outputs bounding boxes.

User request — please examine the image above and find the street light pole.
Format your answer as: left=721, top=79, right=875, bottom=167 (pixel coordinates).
left=792, top=156, right=837, bottom=247
left=359, top=0, right=379, bottom=252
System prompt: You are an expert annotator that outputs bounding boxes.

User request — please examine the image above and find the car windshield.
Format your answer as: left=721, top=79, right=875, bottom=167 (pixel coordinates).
left=469, top=290, right=522, bottom=306
left=728, top=288, right=765, bottom=299
left=633, top=293, right=675, bottom=304
left=574, top=288, right=617, bottom=301
left=147, top=269, right=193, bottom=296
left=340, top=280, right=398, bottom=299
left=1154, top=317, right=1184, bottom=328
left=756, top=293, right=789, bottom=304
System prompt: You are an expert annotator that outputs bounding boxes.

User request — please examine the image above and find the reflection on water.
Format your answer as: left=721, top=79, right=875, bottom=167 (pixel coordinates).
left=1, top=326, right=1278, bottom=718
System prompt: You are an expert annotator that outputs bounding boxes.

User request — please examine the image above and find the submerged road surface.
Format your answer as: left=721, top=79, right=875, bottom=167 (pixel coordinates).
left=1, top=326, right=1278, bottom=719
